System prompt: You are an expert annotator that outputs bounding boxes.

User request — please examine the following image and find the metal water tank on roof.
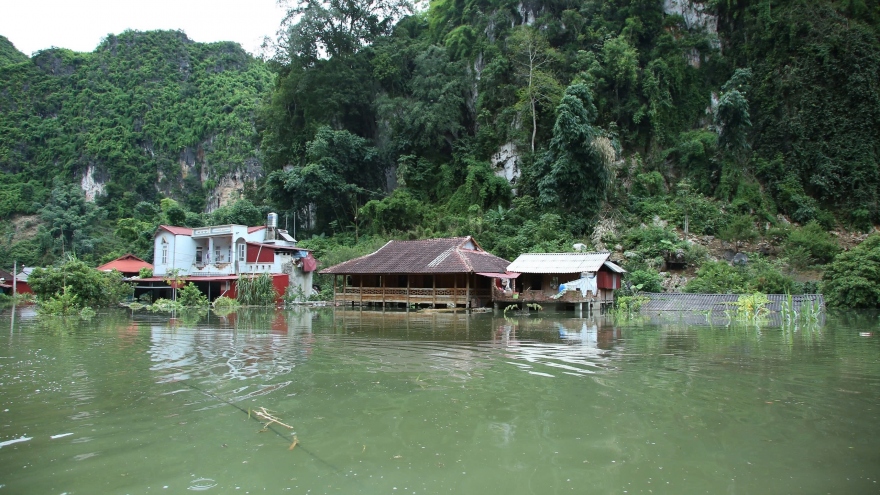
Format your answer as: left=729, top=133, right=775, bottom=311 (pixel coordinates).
left=267, top=212, right=278, bottom=228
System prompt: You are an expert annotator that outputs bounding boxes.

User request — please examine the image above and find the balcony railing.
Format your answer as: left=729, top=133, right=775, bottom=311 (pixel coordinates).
left=334, top=287, right=490, bottom=305
left=188, top=263, right=235, bottom=277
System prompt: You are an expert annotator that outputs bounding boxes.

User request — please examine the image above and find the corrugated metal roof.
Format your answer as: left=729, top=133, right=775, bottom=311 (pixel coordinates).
left=603, top=261, right=626, bottom=273
left=507, top=253, right=612, bottom=274
left=16, top=267, right=34, bottom=282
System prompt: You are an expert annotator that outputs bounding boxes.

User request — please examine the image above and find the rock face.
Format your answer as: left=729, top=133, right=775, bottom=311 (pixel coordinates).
left=663, top=0, right=718, bottom=33
left=206, top=172, right=257, bottom=213
left=80, top=165, right=105, bottom=201
left=492, top=142, right=521, bottom=189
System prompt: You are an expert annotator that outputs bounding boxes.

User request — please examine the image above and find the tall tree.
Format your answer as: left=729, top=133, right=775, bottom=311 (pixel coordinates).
left=536, top=84, right=612, bottom=226
left=509, top=26, right=561, bottom=153
left=601, top=34, right=640, bottom=123
left=266, top=126, right=383, bottom=234
left=37, top=179, right=107, bottom=260
left=281, top=0, right=414, bottom=63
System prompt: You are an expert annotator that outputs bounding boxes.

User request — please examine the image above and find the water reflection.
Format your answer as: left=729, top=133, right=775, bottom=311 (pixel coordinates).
left=0, top=307, right=878, bottom=495
left=148, top=309, right=316, bottom=385
left=488, top=318, right=620, bottom=379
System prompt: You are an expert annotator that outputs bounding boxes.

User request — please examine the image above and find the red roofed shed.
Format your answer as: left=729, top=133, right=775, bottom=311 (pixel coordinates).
left=97, top=254, right=154, bottom=277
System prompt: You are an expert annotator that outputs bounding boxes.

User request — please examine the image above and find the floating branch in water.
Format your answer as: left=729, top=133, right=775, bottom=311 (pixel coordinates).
left=289, top=435, right=299, bottom=451
left=252, top=407, right=293, bottom=431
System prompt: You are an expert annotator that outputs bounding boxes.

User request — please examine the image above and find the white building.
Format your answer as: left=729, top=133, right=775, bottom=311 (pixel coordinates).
left=151, top=214, right=316, bottom=300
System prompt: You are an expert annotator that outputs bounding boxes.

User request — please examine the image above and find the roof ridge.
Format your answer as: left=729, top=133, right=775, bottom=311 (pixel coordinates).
left=456, top=247, right=473, bottom=272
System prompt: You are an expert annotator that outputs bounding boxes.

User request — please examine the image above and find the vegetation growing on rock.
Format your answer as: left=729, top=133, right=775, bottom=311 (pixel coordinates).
left=1, top=1, right=879, bottom=305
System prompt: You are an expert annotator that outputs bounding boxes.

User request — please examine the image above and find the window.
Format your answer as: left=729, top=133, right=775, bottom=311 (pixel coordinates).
left=196, top=247, right=203, bottom=264
left=161, top=239, right=168, bottom=265
left=238, top=243, right=245, bottom=262
left=215, top=248, right=221, bottom=262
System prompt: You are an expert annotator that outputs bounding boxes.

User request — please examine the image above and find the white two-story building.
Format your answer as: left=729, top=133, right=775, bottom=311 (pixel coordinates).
left=146, top=213, right=317, bottom=302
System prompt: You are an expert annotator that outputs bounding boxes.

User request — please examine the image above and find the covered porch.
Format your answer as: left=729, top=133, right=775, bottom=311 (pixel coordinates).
left=331, top=273, right=493, bottom=308
left=490, top=271, right=617, bottom=314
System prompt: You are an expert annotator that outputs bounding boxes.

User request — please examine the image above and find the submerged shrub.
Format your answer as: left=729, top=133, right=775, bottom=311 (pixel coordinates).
left=36, top=287, right=81, bottom=316
left=212, top=296, right=240, bottom=309
left=29, top=257, right=133, bottom=307
left=149, top=298, right=183, bottom=312
left=177, top=282, right=209, bottom=307
left=237, top=273, right=277, bottom=306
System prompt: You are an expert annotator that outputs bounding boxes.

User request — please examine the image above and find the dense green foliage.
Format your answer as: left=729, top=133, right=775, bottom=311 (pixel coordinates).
left=0, top=36, right=28, bottom=67
left=177, top=282, right=210, bottom=307
left=3, top=0, right=879, bottom=306
left=29, top=257, right=133, bottom=307
left=236, top=273, right=278, bottom=306
left=783, top=221, right=841, bottom=268
left=822, top=234, right=880, bottom=308
left=685, top=258, right=802, bottom=295
left=0, top=30, right=272, bottom=220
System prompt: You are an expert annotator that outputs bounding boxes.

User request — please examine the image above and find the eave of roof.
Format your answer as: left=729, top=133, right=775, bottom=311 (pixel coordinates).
left=157, top=225, right=194, bottom=236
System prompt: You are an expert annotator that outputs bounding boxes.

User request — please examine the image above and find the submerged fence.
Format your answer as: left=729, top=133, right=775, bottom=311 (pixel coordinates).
left=639, top=293, right=825, bottom=313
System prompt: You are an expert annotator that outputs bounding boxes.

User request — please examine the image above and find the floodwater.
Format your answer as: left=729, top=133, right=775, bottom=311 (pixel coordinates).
left=0, top=306, right=878, bottom=495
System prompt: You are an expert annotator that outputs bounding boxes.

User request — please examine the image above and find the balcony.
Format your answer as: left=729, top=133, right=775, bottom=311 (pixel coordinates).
left=334, top=287, right=491, bottom=306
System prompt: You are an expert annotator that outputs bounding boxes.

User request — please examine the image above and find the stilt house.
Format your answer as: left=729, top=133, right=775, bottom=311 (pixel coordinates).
left=321, top=237, right=511, bottom=308
left=500, top=252, right=626, bottom=312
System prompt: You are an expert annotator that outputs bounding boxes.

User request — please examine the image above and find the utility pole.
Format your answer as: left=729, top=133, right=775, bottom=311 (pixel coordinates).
left=12, top=260, right=17, bottom=297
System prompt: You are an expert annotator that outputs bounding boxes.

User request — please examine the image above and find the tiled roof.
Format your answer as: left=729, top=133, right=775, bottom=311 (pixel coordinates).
left=158, top=225, right=193, bottom=236
left=320, top=237, right=510, bottom=274
left=507, top=253, right=613, bottom=273
left=248, top=226, right=267, bottom=234
left=97, top=254, right=153, bottom=274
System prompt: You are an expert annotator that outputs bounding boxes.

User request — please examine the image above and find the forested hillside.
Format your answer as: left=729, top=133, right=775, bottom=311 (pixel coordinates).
left=0, top=36, right=29, bottom=67
left=0, top=30, right=272, bottom=265
left=2, top=0, right=880, bottom=305
left=258, top=0, right=880, bottom=293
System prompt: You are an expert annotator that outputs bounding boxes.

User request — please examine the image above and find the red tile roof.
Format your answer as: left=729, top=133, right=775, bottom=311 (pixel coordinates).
left=247, top=226, right=267, bottom=233
left=97, top=254, right=153, bottom=274
left=158, top=225, right=193, bottom=236
left=320, top=237, right=510, bottom=275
